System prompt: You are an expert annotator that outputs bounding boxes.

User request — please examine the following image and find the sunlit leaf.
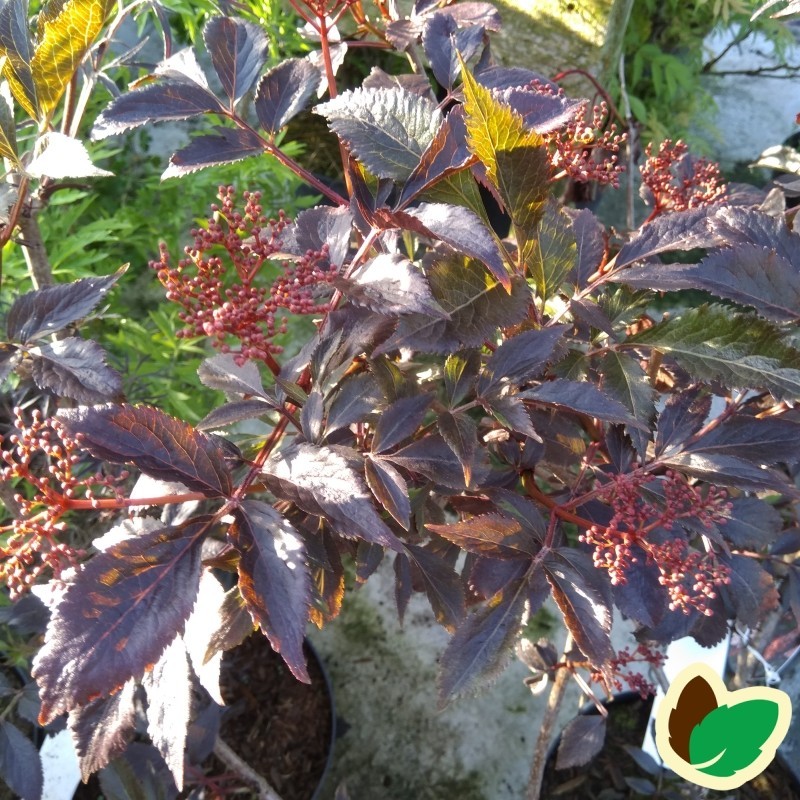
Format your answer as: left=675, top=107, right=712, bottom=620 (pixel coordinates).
left=204, top=16, right=267, bottom=104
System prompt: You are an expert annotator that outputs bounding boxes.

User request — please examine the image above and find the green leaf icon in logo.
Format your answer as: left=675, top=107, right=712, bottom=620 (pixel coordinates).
left=655, top=663, right=793, bottom=791
left=688, top=699, right=780, bottom=777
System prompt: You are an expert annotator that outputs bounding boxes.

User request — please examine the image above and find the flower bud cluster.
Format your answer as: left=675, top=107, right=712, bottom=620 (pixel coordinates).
left=640, top=139, right=727, bottom=215
left=590, top=644, right=666, bottom=698
left=153, top=186, right=337, bottom=365
left=0, top=409, right=126, bottom=597
left=531, top=83, right=626, bottom=187
left=580, top=471, right=732, bottom=615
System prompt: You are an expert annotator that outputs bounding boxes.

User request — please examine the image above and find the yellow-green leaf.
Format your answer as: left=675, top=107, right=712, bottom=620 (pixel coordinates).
left=0, top=75, right=20, bottom=165
left=31, top=0, right=114, bottom=119
left=528, top=197, right=577, bottom=301
left=0, top=0, right=37, bottom=119
left=459, top=58, right=550, bottom=235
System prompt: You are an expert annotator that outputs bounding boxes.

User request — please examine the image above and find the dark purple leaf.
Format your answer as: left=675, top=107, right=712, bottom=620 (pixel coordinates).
left=255, top=58, right=321, bottom=135
left=427, top=513, right=539, bottom=558
left=204, top=16, right=268, bottom=104
left=337, top=253, right=447, bottom=318
left=444, top=350, right=480, bottom=407
left=720, top=555, right=779, bottom=628
left=362, top=66, right=434, bottom=98
left=262, top=443, right=404, bottom=550
left=422, top=13, right=485, bottom=89
left=438, top=410, right=478, bottom=485
left=468, top=557, right=528, bottom=598
left=565, top=207, right=606, bottom=288
left=655, top=387, right=710, bottom=456
left=477, top=327, right=567, bottom=396
left=620, top=244, right=800, bottom=323
left=6, top=267, right=125, bottom=342
left=474, top=64, right=554, bottom=91
left=384, top=18, right=422, bottom=49
left=197, top=398, right=273, bottom=430
left=355, top=540, right=384, bottom=583
left=624, top=745, right=662, bottom=777
left=709, top=206, right=800, bottom=268
left=624, top=777, right=657, bottom=795
left=58, top=404, right=232, bottom=497
left=442, top=2, right=501, bottom=28
left=163, top=125, right=265, bottom=178
left=197, top=353, right=269, bottom=397
left=664, top=452, right=796, bottom=494
left=544, top=550, right=614, bottom=667
left=719, top=497, right=783, bottom=549
left=383, top=434, right=468, bottom=490
left=372, top=393, right=433, bottom=454
left=325, top=372, right=382, bottom=437
left=520, top=378, right=646, bottom=430
left=397, top=202, right=510, bottom=290
left=375, top=256, right=531, bottom=355
left=68, top=680, right=137, bottom=780
left=230, top=500, right=311, bottom=682
left=30, top=337, right=122, bottom=403
left=408, top=543, right=466, bottom=630
left=771, top=528, right=800, bottom=555
left=142, top=637, right=191, bottom=787
left=32, top=517, right=208, bottom=724
left=438, top=577, right=528, bottom=703
left=685, top=414, right=800, bottom=464
left=93, top=80, right=225, bottom=138
left=488, top=489, right=548, bottom=540
left=614, top=208, right=721, bottom=270
left=301, top=389, right=324, bottom=442
left=280, top=206, right=353, bottom=269
left=399, top=107, right=474, bottom=206
left=498, top=86, right=581, bottom=134
left=556, top=715, right=606, bottom=769
left=487, top=394, right=540, bottom=440
left=97, top=742, right=178, bottom=800
left=611, top=548, right=667, bottom=628
left=787, top=569, right=800, bottom=623
left=204, top=587, right=255, bottom=662
left=0, top=720, right=42, bottom=800
left=394, top=552, right=413, bottom=624
left=315, top=87, right=441, bottom=181
left=365, top=455, right=411, bottom=529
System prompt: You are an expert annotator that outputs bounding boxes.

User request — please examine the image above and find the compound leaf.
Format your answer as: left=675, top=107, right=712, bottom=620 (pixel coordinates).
left=32, top=517, right=208, bottom=724
left=230, top=500, right=311, bottom=682
left=58, top=404, right=232, bottom=497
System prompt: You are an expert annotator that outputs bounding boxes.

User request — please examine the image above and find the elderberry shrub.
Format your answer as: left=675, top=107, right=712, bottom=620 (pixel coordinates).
left=2, top=0, right=800, bottom=795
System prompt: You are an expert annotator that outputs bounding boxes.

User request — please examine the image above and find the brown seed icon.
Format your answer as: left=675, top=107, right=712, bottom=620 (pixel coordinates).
left=668, top=674, right=718, bottom=762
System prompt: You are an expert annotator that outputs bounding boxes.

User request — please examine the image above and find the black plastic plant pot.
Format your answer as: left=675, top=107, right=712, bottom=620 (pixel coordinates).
left=541, top=691, right=800, bottom=799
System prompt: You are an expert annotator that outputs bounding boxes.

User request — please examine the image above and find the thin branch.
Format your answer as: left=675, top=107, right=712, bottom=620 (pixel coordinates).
left=213, top=736, right=285, bottom=800
left=706, top=63, right=800, bottom=78
left=701, top=26, right=754, bottom=73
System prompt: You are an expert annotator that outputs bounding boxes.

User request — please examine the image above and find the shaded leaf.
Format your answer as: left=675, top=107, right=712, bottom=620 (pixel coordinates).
left=338, top=253, right=446, bottom=317
left=408, top=543, right=465, bottom=630
left=620, top=243, right=800, bottom=323
left=30, top=337, right=121, bottom=403
left=204, top=587, right=255, bottom=663
left=556, top=715, right=606, bottom=769
left=427, top=513, right=538, bottom=558
left=255, top=58, right=321, bottom=135
left=394, top=552, right=413, bottom=624
left=486, top=393, right=540, bottom=440
left=142, top=636, right=191, bottom=788
left=0, top=0, right=36, bottom=118
left=599, top=352, right=655, bottom=457
left=655, top=387, right=710, bottom=456
left=372, top=393, right=433, bottom=454
left=197, top=398, right=273, bottom=430
left=460, top=61, right=549, bottom=233
left=469, top=557, right=528, bottom=599
left=521, top=378, right=646, bottom=429
left=438, top=410, right=478, bottom=485
left=204, top=16, right=267, bottom=104
left=58, top=404, right=232, bottom=497
left=375, top=255, right=531, bottom=354
left=365, top=455, right=411, bottom=529
left=362, top=65, right=434, bottom=98
left=280, top=205, right=353, bottom=269
left=399, top=106, right=474, bottom=206
left=27, top=131, right=112, bottom=178
left=477, top=326, right=567, bottom=396
left=444, top=350, right=480, bottom=407
left=721, top=554, right=779, bottom=629
left=665, top=451, right=796, bottom=493
left=163, top=125, right=265, bottom=178
left=315, top=86, right=440, bottom=181
left=325, top=372, right=382, bottom=437
left=528, top=198, right=577, bottom=302
left=383, top=434, right=468, bottom=490
left=262, top=443, right=404, bottom=550
left=567, top=207, right=606, bottom=289
left=668, top=673, right=718, bottom=761
left=301, top=388, right=323, bottom=443
left=32, top=517, right=208, bottom=723
left=7, top=268, right=125, bottom=342
left=422, top=12, right=484, bottom=89
left=438, top=577, right=528, bottom=703
left=0, top=719, right=42, bottom=800
left=629, top=305, right=800, bottom=400
left=611, top=548, right=667, bottom=628
left=68, top=679, right=137, bottom=780
left=230, top=500, right=311, bottom=681
left=93, top=80, right=224, bottom=139
left=31, top=0, right=114, bottom=118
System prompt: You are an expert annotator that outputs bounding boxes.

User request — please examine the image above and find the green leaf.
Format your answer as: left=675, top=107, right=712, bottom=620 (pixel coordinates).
left=31, top=0, right=115, bottom=119
left=527, top=198, right=577, bottom=302
left=422, top=169, right=493, bottom=227
left=628, top=305, right=800, bottom=400
left=315, top=86, right=441, bottom=181
left=689, top=700, right=780, bottom=777
left=459, top=59, right=549, bottom=234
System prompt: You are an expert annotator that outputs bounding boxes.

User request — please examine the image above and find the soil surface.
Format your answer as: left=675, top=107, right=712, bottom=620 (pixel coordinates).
left=207, top=634, right=333, bottom=800
left=540, top=694, right=799, bottom=800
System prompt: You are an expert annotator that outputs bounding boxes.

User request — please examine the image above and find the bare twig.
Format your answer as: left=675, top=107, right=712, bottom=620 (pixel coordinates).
left=705, top=63, right=800, bottom=77
left=213, top=736, right=285, bottom=800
